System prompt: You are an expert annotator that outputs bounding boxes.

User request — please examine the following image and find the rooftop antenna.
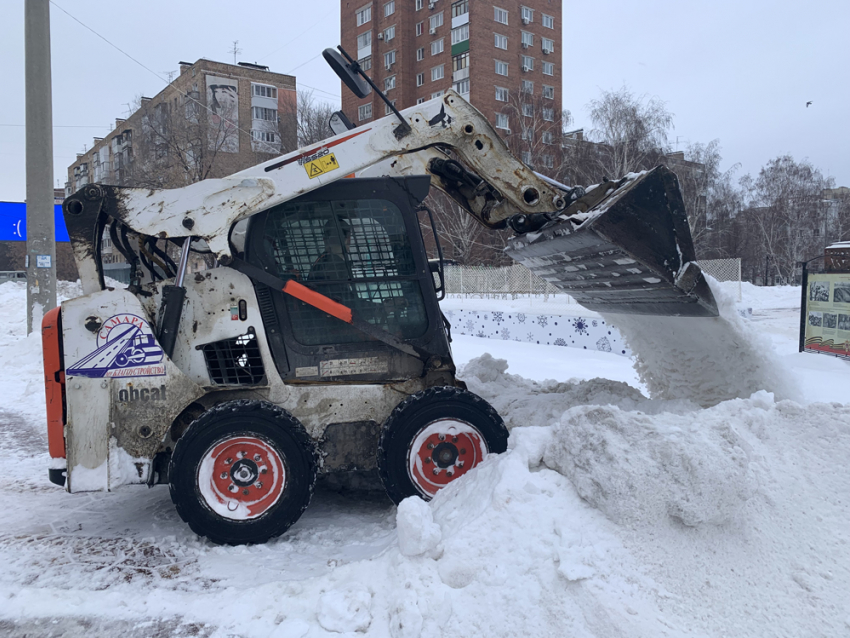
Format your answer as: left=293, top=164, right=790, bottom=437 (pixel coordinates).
left=163, top=70, right=176, bottom=83
left=228, top=40, right=242, bottom=65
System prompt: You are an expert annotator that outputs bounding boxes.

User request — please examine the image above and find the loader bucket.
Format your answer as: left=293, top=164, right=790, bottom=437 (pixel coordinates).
left=505, top=166, right=718, bottom=317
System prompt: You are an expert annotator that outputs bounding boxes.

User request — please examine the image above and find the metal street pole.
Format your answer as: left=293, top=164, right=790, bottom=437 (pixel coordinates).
left=25, top=0, right=57, bottom=334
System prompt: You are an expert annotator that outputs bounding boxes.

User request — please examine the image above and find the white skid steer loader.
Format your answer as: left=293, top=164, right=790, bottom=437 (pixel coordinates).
left=42, top=47, right=717, bottom=544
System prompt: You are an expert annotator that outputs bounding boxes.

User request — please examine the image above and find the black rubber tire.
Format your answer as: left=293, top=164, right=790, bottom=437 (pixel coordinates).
left=169, top=399, right=318, bottom=545
left=377, top=386, right=508, bottom=504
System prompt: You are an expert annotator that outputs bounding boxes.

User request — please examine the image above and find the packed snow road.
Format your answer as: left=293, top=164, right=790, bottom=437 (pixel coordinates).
left=0, top=280, right=847, bottom=637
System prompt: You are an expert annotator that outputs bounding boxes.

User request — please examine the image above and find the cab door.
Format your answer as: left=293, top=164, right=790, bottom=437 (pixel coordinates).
left=245, top=176, right=450, bottom=384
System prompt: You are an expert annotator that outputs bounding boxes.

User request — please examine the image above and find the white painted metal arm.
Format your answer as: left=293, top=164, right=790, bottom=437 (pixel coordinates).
left=96, top=91, right=566, bottom=260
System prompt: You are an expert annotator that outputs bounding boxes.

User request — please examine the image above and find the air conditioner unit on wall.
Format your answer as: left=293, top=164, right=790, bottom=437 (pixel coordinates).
left=522, top=65, right=529, bottom=72
left=429, top=27, right=436, bottom=34
left=542, top=48, right=551, bottom=54
left=429, top=2, right=435, bottom=8
left=522, top=42, right=529, bottom=49
left=522, top=17, right=530, bottom=25
left=378, top=32, right=384, bottom=40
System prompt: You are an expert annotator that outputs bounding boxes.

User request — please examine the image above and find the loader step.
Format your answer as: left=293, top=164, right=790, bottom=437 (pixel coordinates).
left=505, top=166, right=718, bottom=317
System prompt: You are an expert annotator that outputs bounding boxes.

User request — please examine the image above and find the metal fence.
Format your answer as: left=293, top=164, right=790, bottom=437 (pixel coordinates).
left=442, top=258, right=742, bottom=311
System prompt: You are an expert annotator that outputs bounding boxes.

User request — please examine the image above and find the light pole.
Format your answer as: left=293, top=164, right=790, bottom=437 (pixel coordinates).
left=25, top=0, right=57, bottom=333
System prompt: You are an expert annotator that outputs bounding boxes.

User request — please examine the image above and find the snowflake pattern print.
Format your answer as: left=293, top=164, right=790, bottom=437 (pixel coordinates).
left=572, top=317, right=589, bottom=336
left=537, top=315, right=548, bottom=327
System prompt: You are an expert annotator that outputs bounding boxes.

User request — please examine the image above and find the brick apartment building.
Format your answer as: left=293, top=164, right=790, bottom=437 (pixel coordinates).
left=65, top=59, right=297, bottom=281
left=340, top=0, right=562, bottom=164
left=67, top=58, right=297, bottom=195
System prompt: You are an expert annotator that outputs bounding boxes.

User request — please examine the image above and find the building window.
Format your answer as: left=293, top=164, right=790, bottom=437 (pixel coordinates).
left=417, top=47, right=425, bottom=61
left=521, top=151, right=532, bottom=164
left=543, top=107, right=554, bottom=121
left=495, top=112, right=509, bottom=130
left=495, top=86, right=508, bottom=102
left=359, top=103, right=372, bottom=121
left=521, top=31, right=533, bottom=47
left=385, top=75, right=396, bottom=91
left=542, top=131, right=554, bottom=144
left=416, top=21, right=423, bottom=36
left=543, top=85, right=555, bottom=99
left=429, top=12, right=443, bottom=30
left=252, top=84, right=277, bottom=98
left=384, top=50, right=396, bottom=68
left=356, top=5, right=372, bottom=26
left=357, top=31, right=372, bottom=49
left=494, top=33, right=507, bottom=49
left=495, top=60, right=508, bottom=76
left=453, top=77, right=470, bottom=94
left=384, top=0, right=395, bottom=17
left=541, top=154, right=554, bottom=168
left=451, top=23, right=469, bottom=44
left=521, top=102, right=533, bottom=116
left=431, top=38, right=444, bottom=55
left=431, top=90, right=444, bottom=98
left=417, top=97, right=426, bottom=104
left=542, top=37, right=554, bottom=53
left=521, top=55, right=534, bottom=71
left=451, top=0, right=468, bottom=17
left=252, top=130, right=277, bottom=143
left=542, top=13, right=554, bottom=28
left=415, top=0, right=423, bottom=9
left=542, top=61, right=554, bottom=76
left=252, top=106, right=277, bottom=121
left=521, top=6, right=533, bottom=23
left=385, top=100, right=396, bottom=115
left=431, top=64, right=444, bottom=81
left=385, top=25, right=396, bottom=41
left=521, top=80, right=533, bottom=95
left=521, top=128, right=533, bottom=141
left=416, top=72, right=425, bottom=86
left=452, top=51, right=469, bottom=72
left=359, top=55, right=372, bottom=70
left=494, top=7, right=508, bottom=24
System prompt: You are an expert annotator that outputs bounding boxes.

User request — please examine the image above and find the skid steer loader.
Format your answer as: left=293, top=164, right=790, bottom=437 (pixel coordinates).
left=41, top=47, right=717, bottom=544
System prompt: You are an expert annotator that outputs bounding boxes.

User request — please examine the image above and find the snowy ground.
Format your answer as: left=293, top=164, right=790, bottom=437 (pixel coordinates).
left=0, top=280, right=848, bottom=637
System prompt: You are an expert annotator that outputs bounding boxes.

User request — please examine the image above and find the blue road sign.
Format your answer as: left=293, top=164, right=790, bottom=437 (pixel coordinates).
left=0, top=202, right=70, bottom=242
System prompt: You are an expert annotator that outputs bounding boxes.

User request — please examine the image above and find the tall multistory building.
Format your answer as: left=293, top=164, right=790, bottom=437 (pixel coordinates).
left=340, top=0, right=562, bottom=164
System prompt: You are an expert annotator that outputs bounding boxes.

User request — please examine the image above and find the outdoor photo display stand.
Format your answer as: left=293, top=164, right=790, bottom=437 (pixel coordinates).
left=800, top=242, right=850, bottom=361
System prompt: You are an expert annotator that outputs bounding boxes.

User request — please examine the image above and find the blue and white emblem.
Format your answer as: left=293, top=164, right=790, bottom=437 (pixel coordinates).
left=67, top=313, right=165, bottom=378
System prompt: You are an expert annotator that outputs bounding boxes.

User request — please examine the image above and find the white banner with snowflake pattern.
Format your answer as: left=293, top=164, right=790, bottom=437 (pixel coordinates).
left=442, top=309, right=632, bottom=357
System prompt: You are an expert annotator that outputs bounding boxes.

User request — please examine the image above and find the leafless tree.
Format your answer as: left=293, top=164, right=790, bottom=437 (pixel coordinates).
left=127, top=89, right=244, bottom=189
left=739, top=156, right=835, bottom=283
left=280, top=91, right=336, bottom=149
left=586, top=86, right=673, bottom=179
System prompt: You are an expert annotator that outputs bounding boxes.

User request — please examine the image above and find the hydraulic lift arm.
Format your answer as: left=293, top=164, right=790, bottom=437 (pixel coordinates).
left=63, top=91, right=568, bottom=295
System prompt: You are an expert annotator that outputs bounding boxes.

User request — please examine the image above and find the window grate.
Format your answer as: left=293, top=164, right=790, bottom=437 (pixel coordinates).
left=203, top=329, right=265, bottom=385
left=261, top=198, right=428, bottom=346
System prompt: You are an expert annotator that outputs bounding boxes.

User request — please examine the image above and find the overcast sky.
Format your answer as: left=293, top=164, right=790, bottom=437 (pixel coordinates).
left=2, top=0, right=848, bottom=202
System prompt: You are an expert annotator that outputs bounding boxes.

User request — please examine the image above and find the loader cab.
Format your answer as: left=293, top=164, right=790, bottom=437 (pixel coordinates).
left=243, top=176, right=453, bottom=384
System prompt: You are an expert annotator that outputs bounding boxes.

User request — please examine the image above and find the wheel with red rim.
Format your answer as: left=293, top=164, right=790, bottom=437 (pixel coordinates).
left=169, top=400, right=317, bottom=545
left=378, top=387, right=508, bottom=504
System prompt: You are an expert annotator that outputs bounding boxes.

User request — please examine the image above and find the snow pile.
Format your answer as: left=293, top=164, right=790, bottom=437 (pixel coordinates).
left=605, top=277, right=798, bottom=406
left=542, top=401, right=756, bottom=527
left=1, top=278, right=848, bottom=637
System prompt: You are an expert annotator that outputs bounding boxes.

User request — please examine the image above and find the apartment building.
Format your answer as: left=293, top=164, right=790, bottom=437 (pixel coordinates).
left=67, top=58, right=297, bottom=195
left=340, top=0, right=562, bottom=154
left=65, top=59, right=297, bottom=281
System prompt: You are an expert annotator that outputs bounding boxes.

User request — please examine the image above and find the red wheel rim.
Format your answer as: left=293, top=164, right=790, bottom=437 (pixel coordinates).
left=197, top=435, right=286, bottom=520
left=407, top=419, right=488, bottom=498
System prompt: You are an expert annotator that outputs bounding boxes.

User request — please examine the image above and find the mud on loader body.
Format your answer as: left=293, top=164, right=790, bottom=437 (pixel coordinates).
left=42, top=50, right=717, bottom=544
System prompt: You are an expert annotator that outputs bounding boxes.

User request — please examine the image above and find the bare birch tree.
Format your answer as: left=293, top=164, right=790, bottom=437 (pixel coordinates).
left=586, top=86, right=673, bottom=179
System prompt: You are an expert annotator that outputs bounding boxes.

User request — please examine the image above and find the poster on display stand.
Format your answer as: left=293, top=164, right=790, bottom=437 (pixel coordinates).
left=801, top=272, right=850, bottom=361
